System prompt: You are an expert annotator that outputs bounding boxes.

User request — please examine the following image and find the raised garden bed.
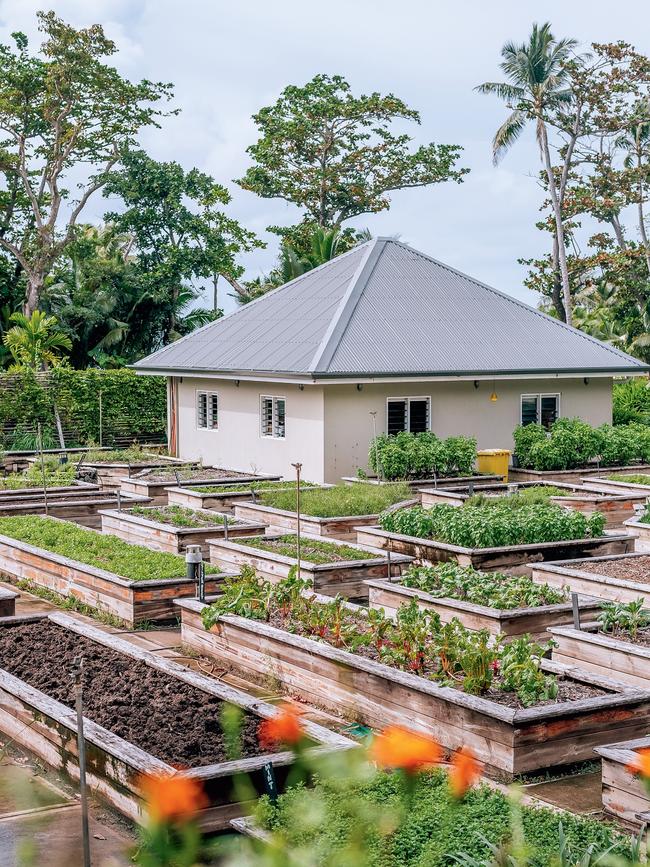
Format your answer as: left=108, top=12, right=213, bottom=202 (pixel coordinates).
left=99, top=505, right=267, bottom=555
left=550, top=623, right=650, bottom=689
left=120, top=468, right=281, bottom=505
left=366, top=573, right=600, bottom=641
left=167, top=481, right=323, bottom=514
left=26, top=449, right=193, bottom=490
left=355, top=525, right=633, bottom=571
left=420, top=482, right=645, bottom=528
left=341, top=474, right=501, bottom=489
left=531, top=554, right=650, bottom=606
left=0, top=587, right=17, bottom=617
left=233, top=484, right=415, bottom=541
left=595, top=736, right=650, bottom=826
left=207, top=533, right=412, bottom=600
left=508, top=463, right=650, bottom=484
left=0, top=515, right=227, bottom=625
left=624, top=516, right=650, bottom=551
left=581, top=473, right=650, bottom=495
left=0, top=612, right=352, bottom=830
left=0, top=489, right=151, bottom=529
left=178, top=595, right=650, bottom=779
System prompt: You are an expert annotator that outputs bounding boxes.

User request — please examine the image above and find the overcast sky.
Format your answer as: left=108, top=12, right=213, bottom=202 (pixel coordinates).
left=1, top=0, right=649, bottom=313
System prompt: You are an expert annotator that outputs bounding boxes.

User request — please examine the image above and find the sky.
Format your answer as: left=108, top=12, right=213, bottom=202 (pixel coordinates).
left=1, top=0, right=649, bottom=314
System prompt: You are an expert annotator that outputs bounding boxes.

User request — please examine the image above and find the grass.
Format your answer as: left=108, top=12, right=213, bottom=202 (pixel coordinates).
left=81, top=446, right=169, bottom=463
left=253, top=768, right=631, bottom=867
left=13, top=578, right=127, bottom=628
left=607, top=473, right=650, bottom=486
left=0, top=515, right=220, bottom=581
left=189, top=480, right=318, bottom=494
left=128, top=504, right=228, bottom=528
left=238, top=534, right=377, bottom=564
left=258, top=483, right=413, bottom=517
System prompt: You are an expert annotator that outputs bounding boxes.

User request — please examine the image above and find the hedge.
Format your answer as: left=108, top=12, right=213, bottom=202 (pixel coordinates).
left=0, top=368, right=166, bottom=450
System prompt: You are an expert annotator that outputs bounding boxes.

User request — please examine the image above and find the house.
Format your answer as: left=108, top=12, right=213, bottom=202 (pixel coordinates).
left=134, top=238, right=648, bottom=484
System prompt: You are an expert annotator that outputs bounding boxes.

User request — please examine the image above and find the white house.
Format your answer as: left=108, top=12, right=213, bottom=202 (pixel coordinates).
left=134, top=238, right=648, bottom=484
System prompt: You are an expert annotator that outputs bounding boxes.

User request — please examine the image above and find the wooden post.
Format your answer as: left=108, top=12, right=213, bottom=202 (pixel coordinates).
left=98, top=390, right=103, bottom=448
left=370, top=412, right=382, bottom=481
left=37, top=423, right=49, bottom=516
left=223, top=513, right=229, bottom=542
left=387, top=546, right=392, bottom=580
left=572, top=592, right=581, bottom=630
left=292, top=462, right=303, bottom=576
left=71, top=657, right=91, bottom=867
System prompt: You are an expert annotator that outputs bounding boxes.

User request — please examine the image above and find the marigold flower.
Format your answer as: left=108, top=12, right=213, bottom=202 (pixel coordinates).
left=370, top=725, right=442, bottom=775
left=258, top=702, right=305, bottom=749
left=138, top=772, right=208, bottom=824
left=627, top=747, right=650, bottom=780
left=449, top=746, right=482, bottom=798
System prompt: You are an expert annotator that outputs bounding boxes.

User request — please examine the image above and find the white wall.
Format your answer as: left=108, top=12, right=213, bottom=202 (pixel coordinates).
left=176, top=377, right=326, bottom=483
left=323, top=378, right=613, bottom=482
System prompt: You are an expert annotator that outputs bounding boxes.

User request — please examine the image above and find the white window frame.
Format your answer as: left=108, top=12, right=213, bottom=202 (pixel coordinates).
left=520, top=393, right=561, bottom=428
left=260, top=394, right=286, bottom=439
left=196, top=390, right=218, bottom=431
left=386, top=396, right=431, bottom=435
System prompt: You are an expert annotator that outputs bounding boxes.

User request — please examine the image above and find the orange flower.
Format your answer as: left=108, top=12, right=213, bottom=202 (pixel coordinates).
left=627, top=747, right=650, bottom=780
left=138, top=772, right=208, bottom=824
left=259, top=702, right=305, bottom=749
left=449, top=746, right=482, bottom=799
left=370, top=725, right=442, bottom=775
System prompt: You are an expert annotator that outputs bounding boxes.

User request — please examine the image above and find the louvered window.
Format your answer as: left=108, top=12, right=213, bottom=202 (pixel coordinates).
left=196, top=391, right=218, bottom=429
left=387, top=397, right=430, bottom=435
left=520, top=394, right=560, bottom=430
left=261, top=395, right=286, bottom=439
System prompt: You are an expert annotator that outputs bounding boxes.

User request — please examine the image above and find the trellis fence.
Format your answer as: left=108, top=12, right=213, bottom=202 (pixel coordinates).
left=0, top=368, right=167, bottom=451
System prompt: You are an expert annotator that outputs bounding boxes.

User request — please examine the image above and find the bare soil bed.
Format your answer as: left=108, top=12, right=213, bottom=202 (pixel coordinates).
left=136, top=467, right=255, bottom=484
left=569, top=556, right=650, bottom=584
left=0, top=620, right=261, bottom=767
left=601, top=628, right=650, bottom=649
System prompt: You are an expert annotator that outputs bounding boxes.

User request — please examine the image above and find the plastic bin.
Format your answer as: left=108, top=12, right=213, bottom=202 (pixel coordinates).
left=477, top=449, right=510, bottom=482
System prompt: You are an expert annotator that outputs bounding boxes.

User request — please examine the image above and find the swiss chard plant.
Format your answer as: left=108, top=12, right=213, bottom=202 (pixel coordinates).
left=598, top=598, right=650, bottom=640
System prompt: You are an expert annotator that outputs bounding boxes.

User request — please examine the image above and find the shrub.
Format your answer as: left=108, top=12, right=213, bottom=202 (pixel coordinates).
left=613, top=377, right=650, bottom=425
left=368, top=432, right=476, bottom=480
left=378, top=502, right=606, bottom=547
left=512, top=423, right=546, bottom=467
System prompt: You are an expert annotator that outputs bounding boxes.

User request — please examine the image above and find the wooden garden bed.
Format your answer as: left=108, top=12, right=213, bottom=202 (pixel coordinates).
left=595, top=736, right=650, bottom=826
left=177, top=598, right=650, bottom=779
left=24, top=453, right=194, bottom=490
left=0, top=527, right=226, bottom=625
left=99, top=507, right=267, bottom=556
left=624, top=517, right=650, bottom=551
left=365, top=578, right=601, bottom=641
left=550, top=623, right=650, bottom=689
left=167, top=484, right=325, bottom=514
left=0, top=490, right=151, bottom=529
left=354, top=525, right=633, bottom=572
left=580, top=475, right=650, bottom=495
left=0, top=612, right=352, bottom=830
left=207, top=534, right=412, bottom=600
left=0, top=479, right=97, bottom=502
left=531, top=553, right=650, bottom=606
left=0, top=587, right=17, bottom=617
left=120, top=470, right=281, bottom=505
left=420, top=481, right=645, bottom=528
left=340, top=474, right=501, bottom=490
left=508, top=463, right=650, bottom=484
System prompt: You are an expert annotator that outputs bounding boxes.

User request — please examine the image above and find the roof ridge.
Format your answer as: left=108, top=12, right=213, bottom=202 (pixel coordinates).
left=133, top=240, right=373, bottom=367
left=308, top=238, right=387, bottom=373
left=384, top=238, right=645, bottom=367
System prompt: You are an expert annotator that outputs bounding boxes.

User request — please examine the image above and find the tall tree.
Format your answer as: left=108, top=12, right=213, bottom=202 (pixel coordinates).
left=237, top=74, right=468, bottom=250
left=0, top=13, right=173, bottom=315
left=103, top=149, right=262, bottom=338
left=477, top=23, right=578, bottom=323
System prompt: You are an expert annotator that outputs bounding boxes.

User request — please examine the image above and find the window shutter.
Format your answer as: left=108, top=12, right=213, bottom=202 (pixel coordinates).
left=197, top=393, right=208, bottom=428
left=274, top=398, right=286, bottom=438
left=521, top=396, right=539, bottom=426
left=409, top=400, right=429, bottom=433
left=261, top=397, right=274, bottom=436
left=541, top=395, right=559, bottom=429
left=208, top=394, right=218, bottom=429
left=387, top=400, right=407, bottom=435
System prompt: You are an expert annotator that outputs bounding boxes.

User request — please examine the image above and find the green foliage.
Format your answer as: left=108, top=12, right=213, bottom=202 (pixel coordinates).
left=0, top=515, right=219, bottom=581
left=237, top=74, right=468, bottom=239
left=189, top=480, right=316, bottom=494
left=203, top=572, right=560, bottom=707
left=598, top=598, right=650, bottom=639
left=401, top=563, right=567, bottom=609
left=0, top=459, right=76, bottom=489
left=378, top=502, right=606, bottom=547
left=3, top=311, right=71, bottom=370
left=128, top=505, right=227, bottom=528
left=610, top=473, right=650, bottom=486
left=465, top=486, right=569, bottom=508
left=81, top=445, right=168, bottom=463
left=369, top=432, right=477, bottom=480
left=238, top=534, right=376, bottom=565
left=259, top=483, right=413, bottom=517
left=614, top=379, right=650, bottom=425
left=0, top=368, right=166, bottom=449
left=513, top=417, right=650, bottom=470
left=248, top=769, right=629, bottom=867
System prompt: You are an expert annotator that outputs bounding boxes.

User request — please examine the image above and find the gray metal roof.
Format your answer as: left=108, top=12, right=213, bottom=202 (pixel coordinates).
left=134, top=238, right=649, bottom=378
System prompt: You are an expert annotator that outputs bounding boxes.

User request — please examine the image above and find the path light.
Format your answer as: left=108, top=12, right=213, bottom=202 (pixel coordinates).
left=186, top=544, right=205, bottom=602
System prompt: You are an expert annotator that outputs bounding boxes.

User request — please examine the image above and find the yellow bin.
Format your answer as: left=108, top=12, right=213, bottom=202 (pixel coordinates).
left=477, top=449, right=510, bottom=482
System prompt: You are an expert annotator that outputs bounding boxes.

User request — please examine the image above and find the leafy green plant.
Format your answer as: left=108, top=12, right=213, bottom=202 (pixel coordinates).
left=81, top=445, right=169, bottom=463
left=237, top=534, right=377, bottom=565
left=259, top=483, right=413, bottom=517
left=0, top=515, right=219, bottom=581
left=610, top=472, right=650, bottom=486
left=401, top=563, right=567, bottom=609
left=128, top=504, right=228, bottom=528
left=378, top=502, right=605, bottom=548
left=0, top=460, right=76, bottom=490
left=368, top=432, right=477, bottom=480
left=598, top=598, right=650, bottom=640
left=465, top=486, right=569, bottom=509
left=498, top=637, right=558, bottom=707
left=189, top=480, right=317, bottom=494
left=614, top=378, right=650, bottom=426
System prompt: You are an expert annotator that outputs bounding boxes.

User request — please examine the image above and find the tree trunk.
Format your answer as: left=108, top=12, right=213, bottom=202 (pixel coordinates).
left=609, top=217, right=627, bottom=251
left=540, top=123, right=572, bottom=326
left=638, top=152, right=650, bottom=277
left=550, top=232, right=566, bottom=322
left=23, top=272, right=43, bottom=317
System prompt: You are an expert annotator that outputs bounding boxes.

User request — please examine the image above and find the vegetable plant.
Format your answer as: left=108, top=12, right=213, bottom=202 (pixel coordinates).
left=598, top=598, right=650, bottom=640
left=367, top=432, right=477, bottom=480
left=128, top=504, right=228, bottom=528
left=237, top=534, right=377, bottom=565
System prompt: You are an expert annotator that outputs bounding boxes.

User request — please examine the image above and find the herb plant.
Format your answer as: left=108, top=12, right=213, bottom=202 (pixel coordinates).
left=128, top=504, right=228, bottom=528
left=258, top=483, right=413, bottom=517
left=237, top=534, right=377, bottom=564
left=598, top=598, right=650, bottom=640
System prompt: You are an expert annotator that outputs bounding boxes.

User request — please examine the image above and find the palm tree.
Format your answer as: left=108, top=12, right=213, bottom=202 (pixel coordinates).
left=477, top=23, right=578, bottom=324
left=3, top=311, right=72, bottom=371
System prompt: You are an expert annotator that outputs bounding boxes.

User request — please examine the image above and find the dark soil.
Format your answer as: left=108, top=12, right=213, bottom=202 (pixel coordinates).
left=600, top=627, right=650, bottom=648
left=266, top=612, right=608, bottom=710
left=570, top=556, right=650, bottom=584
left=0, top=621, right=262, bottom=768
left=138, top=467, right=252, bottom=483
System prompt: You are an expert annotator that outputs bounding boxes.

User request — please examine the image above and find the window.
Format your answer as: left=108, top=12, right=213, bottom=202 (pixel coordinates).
left=520, top=393, right=560, bottom=430
left=386, top=397, right=430, bottom=435
left=261, top=395, right=286, bottom=438
left=196, top=391, right=218, bottom=430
